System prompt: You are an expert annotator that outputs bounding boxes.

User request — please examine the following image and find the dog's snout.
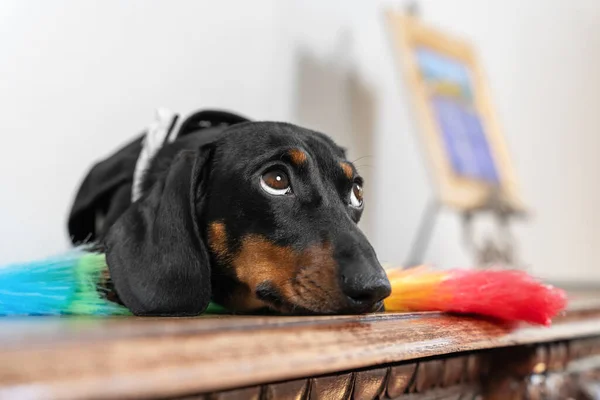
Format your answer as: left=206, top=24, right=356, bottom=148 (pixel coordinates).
left=332, top=230, right=391, bottom=313
left=341, top=272, right=391, bottom=311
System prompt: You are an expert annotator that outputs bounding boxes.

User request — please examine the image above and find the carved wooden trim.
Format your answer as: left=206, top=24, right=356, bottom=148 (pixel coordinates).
left=310, top=373, right=353, bottom=399
left=264, top=378, right=309, bottom=400
left=195, top=354, right=488, bottom=399
left=386, top=363, right=417, bottom=398
left=442, top=356, right=466, bottom=387
left=191, top=336, right=600, bottom=400
left=483, top=338, right=600, bottom=400
left=352, top=368, right=388, bottom=400
left=207, top=387, right=260, bottom=400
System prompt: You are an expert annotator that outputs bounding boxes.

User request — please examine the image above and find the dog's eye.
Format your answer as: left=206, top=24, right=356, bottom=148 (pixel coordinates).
left=260, top=169, right=291, bottom=195
left=350, top=182, right=363, bottom=207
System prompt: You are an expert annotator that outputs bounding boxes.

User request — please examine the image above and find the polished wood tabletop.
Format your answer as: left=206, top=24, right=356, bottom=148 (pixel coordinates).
left=0, top=294, right=598, bottom=399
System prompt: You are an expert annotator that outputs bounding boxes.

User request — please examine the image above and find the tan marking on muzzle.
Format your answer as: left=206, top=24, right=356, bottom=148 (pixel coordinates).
left=231, top=235, right=345, bottom=313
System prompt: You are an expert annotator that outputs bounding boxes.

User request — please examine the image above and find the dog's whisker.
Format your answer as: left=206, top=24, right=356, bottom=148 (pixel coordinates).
left=351, top=155, right=374, bottom=163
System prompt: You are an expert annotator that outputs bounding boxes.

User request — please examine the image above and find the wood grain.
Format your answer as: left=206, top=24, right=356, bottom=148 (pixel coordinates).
left=386, top=363, right=417, bottom=398
left=441, top=356, right=466, bottom=387
left=202, top=336, right=599, bottom=400
left=208, top=387, right=260, bottom=400
left=0, top=300, right=597, bottom=399
left=309, top=373, right=353, bottom=400
left=263, top=379, right=308, bottom=400
left=352, top=368, right=387, bottom=400
left=413, top=360, right=444, bottom=393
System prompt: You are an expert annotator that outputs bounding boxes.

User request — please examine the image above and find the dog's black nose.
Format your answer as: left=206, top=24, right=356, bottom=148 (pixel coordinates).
left=342, top=273, right=392, bottom=312
left=333, top=230, right=392, bottom=313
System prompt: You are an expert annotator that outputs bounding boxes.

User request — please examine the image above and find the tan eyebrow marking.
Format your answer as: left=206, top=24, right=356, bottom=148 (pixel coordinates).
left=340, top=162, right=354, bottom=179
left=288, top=148, right=307, bottom=166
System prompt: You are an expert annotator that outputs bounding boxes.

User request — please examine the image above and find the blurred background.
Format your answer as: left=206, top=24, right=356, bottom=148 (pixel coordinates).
left=1, top=0, right=599, bottom=285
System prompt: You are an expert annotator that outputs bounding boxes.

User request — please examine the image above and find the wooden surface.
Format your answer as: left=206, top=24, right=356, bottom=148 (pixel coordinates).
left=205, top=339, right=600, bottom=400
left=0, top=297, right=598, bottom=399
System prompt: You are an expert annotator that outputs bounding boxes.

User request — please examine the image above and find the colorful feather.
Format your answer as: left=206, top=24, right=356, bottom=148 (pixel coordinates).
left=0, top=248, right=130, bottom=316
left=384, top=266, right=568, bottom=325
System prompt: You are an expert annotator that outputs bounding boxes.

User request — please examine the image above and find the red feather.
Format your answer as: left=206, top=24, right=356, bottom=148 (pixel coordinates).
left=441, top=269, right=567, bottom=325
left=385, top=267, right=568, bottom=325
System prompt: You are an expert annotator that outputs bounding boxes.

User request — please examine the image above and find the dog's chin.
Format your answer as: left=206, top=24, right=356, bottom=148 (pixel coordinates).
left=254, top=282, right=385, bottom=316
left=262, top=297, right=385, bottom=316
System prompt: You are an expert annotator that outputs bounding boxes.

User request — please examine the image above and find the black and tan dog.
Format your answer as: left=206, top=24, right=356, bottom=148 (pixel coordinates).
left=68, top=110, right=391, bottom=316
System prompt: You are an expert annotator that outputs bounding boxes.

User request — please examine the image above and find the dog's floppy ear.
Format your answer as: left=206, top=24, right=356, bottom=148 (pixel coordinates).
left=104, top=148, right=212, bottom=316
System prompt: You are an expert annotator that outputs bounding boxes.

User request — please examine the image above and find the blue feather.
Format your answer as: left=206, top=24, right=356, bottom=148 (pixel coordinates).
left=0, top=248, right=132, bottom=316
left=0, top=249, right=86, bottom=315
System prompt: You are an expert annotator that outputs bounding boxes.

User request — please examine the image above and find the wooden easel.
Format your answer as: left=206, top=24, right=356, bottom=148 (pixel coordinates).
left=386, top=6, right=527, bottom=268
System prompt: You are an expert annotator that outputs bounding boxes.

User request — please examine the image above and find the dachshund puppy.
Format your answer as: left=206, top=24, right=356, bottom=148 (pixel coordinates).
left=70, top=111, right=391, bottom=316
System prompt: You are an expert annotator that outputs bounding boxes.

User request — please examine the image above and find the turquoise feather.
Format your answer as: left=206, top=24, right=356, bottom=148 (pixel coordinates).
left=0, top=248, right=129, bottom=316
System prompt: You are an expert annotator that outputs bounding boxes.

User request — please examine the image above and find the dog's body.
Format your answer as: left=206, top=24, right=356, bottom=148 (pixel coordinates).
left=69, top=110, right=390, bottom=316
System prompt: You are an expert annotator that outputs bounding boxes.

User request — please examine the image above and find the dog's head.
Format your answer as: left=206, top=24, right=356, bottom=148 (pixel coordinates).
left=105, top=122, right=391, bottom=316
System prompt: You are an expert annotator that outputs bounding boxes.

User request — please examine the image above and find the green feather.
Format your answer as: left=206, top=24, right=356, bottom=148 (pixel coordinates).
left=66, top=253, right=131, bottom=315
left=68, top=253, right=227, bottom=316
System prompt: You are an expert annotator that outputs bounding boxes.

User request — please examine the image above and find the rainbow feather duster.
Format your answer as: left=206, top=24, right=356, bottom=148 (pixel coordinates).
left=0, top=250, right=567, bottom=324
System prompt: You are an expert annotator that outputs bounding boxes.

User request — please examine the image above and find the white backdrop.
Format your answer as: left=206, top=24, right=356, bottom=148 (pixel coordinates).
left=1, top=0, right=599, bottom=282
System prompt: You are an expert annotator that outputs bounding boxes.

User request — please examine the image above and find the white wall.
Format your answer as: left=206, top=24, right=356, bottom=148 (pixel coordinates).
left=0, top=0, right=284, bottom=262
left=1, top=1, right=599, bottom=283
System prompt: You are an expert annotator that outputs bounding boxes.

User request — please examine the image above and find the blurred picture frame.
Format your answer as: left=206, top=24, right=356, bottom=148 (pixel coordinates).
left=386, top=12, right=524, bottom=212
